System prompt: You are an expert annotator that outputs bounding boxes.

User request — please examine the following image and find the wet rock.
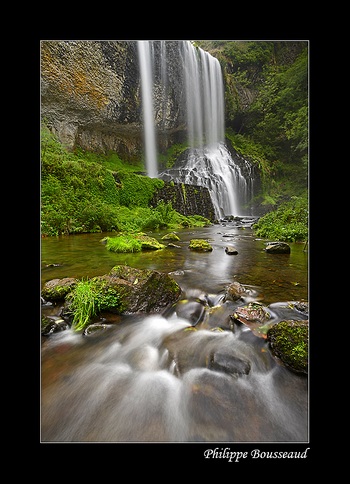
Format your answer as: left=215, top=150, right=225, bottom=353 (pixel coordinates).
left=224, top=281, right=247, bottom=301
left=175, top=299, right=207, bottom=326
left=83, top=323, right=112, bottom=336
left=225, top=246, right=238, bottom=255
left=268, top=301, right=308, bottom=321
left=208, top=349, right=251, bottom=376
left=233, top=302, right=272, bottom=326
left=232, top=302, right=275, bottom=338
left=265, top=242, right=291, bottom=254
left=41, top=316, right=69, bottom=335
left=99, top=265, right=182, bottom=314
left=41, top=277, right=79, bottom=302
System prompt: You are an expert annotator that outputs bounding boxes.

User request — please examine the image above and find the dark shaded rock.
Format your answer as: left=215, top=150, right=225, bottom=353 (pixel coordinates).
left=268, top=301, right=309, bottom=321
left=208, top=349, right=251, bottom=376
left=150, top=181, right=215, bottom=222
left=267, top=320, right=308, bottom=374
left=41, top=316, right=69, bottom=335
left=175, top=299, right=207, bottom=326
left=225, top=245, right=238, bottom=255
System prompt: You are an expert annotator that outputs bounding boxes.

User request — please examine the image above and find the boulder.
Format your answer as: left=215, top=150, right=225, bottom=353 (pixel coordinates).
left=267, top=320, right=308, bottom=374
left=98, top=265, right=182, bottom=313
left=265, top=242, right=291, bottom=254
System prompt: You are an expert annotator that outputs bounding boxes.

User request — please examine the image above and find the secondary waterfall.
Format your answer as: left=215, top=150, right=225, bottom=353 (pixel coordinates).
left=138, top=41, right=158, bottom=178
left=137, top=41, right=254, bottom=217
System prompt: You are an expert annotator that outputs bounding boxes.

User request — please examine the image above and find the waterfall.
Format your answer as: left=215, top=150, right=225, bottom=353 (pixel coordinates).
left=137, top=41, right=254, bottom=216
left=138, top=41, right=158, bottom=178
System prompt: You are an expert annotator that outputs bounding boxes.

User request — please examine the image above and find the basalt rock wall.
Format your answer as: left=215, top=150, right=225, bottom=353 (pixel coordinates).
left=41, top=40, right=187, bottom=160
left=150, top=182, right=216, bottom=222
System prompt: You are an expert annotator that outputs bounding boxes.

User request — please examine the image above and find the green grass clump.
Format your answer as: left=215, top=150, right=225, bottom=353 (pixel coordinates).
left=66, top=278, right=121, bottom=331
left=105, top=235, right=143, bottom=253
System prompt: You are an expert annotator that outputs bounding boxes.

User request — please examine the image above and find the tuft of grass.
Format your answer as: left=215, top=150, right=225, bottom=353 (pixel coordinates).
left=66, top=278, right=121, bottom=331
left=105, top=235, right=143, bottom=253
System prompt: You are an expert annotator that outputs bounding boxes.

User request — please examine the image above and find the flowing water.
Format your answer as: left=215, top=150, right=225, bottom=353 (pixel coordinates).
left=138, top=41, right=158, bottom=178
left=41, top=222, right=309, bottom=443
left=137, top=40, right=256, bottom=218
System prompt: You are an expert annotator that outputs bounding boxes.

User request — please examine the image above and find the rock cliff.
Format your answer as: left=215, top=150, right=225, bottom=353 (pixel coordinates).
left=41, top=40, right=187, bottom=160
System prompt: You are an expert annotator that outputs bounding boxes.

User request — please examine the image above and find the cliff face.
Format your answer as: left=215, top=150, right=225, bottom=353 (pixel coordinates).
left=150, top=181, right=216, bottom=222
left=41, top=40, right=187, bottom=160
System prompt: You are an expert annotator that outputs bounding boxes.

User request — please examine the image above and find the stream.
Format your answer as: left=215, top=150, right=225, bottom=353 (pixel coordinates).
left=41, top=220, right=309, bottom=443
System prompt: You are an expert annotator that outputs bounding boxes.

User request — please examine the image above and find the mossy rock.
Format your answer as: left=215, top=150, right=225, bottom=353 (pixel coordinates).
left=101, top=265, right=182, bottom=313
left=161, top=232, right=180, bottom=241
left=41, top=277, right=79, bottom=301
left=188, top=239, right=213, bottom=252
left=267, top=320, right=308, bottom=374
left=135, top=234, right=166, bottom=250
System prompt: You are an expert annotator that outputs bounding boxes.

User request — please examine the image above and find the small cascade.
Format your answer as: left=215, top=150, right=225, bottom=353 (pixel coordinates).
left=160, top=142, right=253, bottom=219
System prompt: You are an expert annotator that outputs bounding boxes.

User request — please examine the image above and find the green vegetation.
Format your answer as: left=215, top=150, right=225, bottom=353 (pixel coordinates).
left=105, top=234, right=143, bottom=253
left=66, top=278, right=122, bottom=331
left=41, top=125, right=210, bottom=236
left=158, top=143, right=188, bottom=170
left=252, top=196, right=308, bottom=242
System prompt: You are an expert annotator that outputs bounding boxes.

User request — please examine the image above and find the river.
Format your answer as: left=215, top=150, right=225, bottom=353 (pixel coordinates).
left=41, top=220, right=308, bottom=443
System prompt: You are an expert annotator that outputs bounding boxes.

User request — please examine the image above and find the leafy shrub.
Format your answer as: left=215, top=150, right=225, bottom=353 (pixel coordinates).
left=253, top=196, right=308, bottom=242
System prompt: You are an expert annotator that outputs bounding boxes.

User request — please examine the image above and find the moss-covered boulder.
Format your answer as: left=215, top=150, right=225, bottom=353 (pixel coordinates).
left=161, top=232, right=180, bottom=241
left=136, top=234, right=166, bottom=250
left=267, top=320, right=308, bottom=374
left=98, top=265, right=182, bottom=314
left=188, top=239, right=213, bottom=252
left=41, top=277, right=79, bottom=301
left=104, top=233, right=165, bottom=253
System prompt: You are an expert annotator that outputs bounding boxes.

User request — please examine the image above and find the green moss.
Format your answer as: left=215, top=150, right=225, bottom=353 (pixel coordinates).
left=189, top=239, right=213, bottom=252
left=181, top=183, right=186, bottom=203
left=267, top=320, right=308, bottom=374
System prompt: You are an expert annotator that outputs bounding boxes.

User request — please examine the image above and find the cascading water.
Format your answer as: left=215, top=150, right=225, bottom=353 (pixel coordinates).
left=171, top=41, right=252, bottom=219
left=137, top=41, right=158, bottom=178
left=137, top=40, right=255, bottom=218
